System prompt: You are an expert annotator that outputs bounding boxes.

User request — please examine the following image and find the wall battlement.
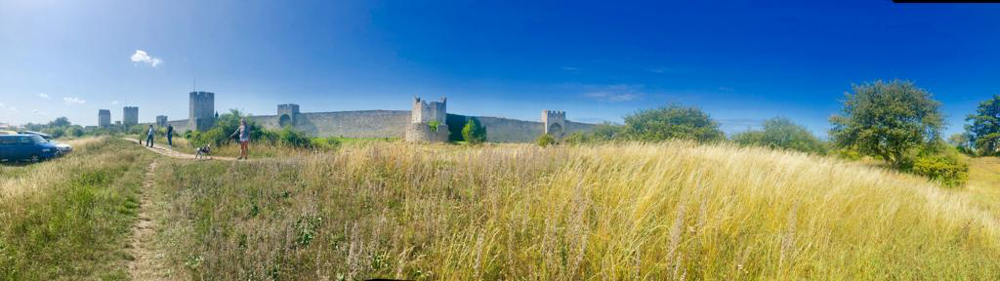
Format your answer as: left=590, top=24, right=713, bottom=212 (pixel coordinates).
left=149, top=93, right=595, bottom=143
left=277, top=104, right=300, bottom=127
left=541, top=110, right=567, bottom=136
left=411, top=97, right=447, bottom=124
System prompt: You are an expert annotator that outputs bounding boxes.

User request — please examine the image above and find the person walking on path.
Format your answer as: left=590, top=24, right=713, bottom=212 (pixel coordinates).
left=145, top=125, right=155, bottom=148
left=166, top=124, right=174, bottom=147
left=229, top=119, right=250, bottom=160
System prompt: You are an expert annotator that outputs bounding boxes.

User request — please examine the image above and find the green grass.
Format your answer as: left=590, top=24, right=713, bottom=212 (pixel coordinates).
left=0, top=137, right=153, bottom=280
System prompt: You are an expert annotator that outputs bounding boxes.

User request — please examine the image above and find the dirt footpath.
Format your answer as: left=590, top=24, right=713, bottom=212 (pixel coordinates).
left=124, top=138, right=237, bottom=161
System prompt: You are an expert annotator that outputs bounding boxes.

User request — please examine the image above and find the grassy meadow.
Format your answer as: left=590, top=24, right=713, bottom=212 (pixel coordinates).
left=2, top=137, right=998, bottom=279
left=140, top=140, right=1000, bottom=279
left=0, top=137, right=154, bottom=280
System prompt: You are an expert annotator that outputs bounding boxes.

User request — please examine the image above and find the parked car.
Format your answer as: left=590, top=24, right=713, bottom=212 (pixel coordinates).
left=19, top=131, right=72, bottom=154
left=0, top=134, right=60, bottom=162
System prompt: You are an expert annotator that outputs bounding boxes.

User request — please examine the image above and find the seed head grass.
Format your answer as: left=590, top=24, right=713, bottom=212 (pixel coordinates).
left=148, top=140, right=1000, bottom=280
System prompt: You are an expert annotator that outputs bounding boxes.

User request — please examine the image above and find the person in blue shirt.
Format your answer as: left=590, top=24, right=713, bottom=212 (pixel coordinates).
left=145, top=125, right=155, bottom=147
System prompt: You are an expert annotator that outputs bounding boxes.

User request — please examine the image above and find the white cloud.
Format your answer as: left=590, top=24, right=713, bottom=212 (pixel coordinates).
left=584, top=84, right=643, bottom=102
left=8, top=106, right=16, bottom=112
left=63, top=97, right=86, bottom=105
left=561, top=66, right=580, bottom=71
left=111, top=100, right=119, bottom=105
left=33, top=109, right=46, bottom=116
left=37, top=93, right=50, bottom=100
left=130, top=50, right=163, bottom=67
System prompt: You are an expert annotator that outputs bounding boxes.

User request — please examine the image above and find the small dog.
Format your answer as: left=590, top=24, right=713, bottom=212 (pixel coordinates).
left=195, top=144, right=212, bottom=160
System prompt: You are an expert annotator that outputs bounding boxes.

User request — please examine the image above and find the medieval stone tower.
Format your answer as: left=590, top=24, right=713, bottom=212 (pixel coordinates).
left=542, top=110, right=566, bottom=137
left=405, top=97, right=449, bottom=142
left=123, top=106, right=139, bottom=126
left=98, top=110, right=111, bottom=128
left=277, top=104, right=300, bottom=127
left=189, top=91, right=215, bottom=131
left=156, top=115, right=168, bottom=127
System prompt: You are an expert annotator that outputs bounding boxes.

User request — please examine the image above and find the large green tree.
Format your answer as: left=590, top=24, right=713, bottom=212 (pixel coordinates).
left=965, top=94, right=1000, bottom=156
left=623, top=104, right=724, bottom=142
left=829, top=80, right=944, bottom=166
left=732, top=117, right=826, bottom=154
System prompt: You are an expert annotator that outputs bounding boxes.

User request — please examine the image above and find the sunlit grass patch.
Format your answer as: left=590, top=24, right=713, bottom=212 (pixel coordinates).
left=0, top=137, right=154, bottom=280
left=151, top=141, right=1000, bottom=280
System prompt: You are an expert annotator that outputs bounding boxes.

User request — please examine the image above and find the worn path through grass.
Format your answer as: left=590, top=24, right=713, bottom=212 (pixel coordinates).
left=124, top=138, right=238, bottom=161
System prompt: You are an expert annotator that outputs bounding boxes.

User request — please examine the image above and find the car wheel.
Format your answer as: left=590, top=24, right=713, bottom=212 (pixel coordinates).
left=30, top=154, right=40, bottom=162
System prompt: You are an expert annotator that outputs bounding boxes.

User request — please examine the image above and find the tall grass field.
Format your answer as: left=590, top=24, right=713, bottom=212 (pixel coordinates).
left=134, top=140, right=1000, bottom=280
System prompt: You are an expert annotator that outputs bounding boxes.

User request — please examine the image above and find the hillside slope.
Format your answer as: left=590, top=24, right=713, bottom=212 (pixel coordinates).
left=147, top=140, right=1000, bottom=280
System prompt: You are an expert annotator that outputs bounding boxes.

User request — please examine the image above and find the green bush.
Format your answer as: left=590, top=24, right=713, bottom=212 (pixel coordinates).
left=910, top=154, right=968, bottom=187
left=310, top=137, right=341, bottom=150
left=64, top=126, right=84, bottom=138
left=623, top=104, right=724, bottom=142
left=562, top=132, right=588, bottom=145
left=428, top=120, right=442, bottom=132
left=732, top=117, right=827, bottom=154
left=536, top=134, right=556, bottom=147
left=462, top=118, right=487, bottom=144
left=277, top=126, right=313, bottom=148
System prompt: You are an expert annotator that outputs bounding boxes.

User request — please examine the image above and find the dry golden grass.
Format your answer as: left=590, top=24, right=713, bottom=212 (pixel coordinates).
left=149, top=141, right=1000, bottom=280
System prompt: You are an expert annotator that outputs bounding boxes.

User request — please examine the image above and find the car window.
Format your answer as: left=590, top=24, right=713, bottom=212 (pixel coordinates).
left=19, top=137, right=33, bottom=144
left=29, top=135, right=46, bottom=144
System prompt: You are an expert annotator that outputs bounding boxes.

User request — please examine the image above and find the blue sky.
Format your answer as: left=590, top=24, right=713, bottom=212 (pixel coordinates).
left=1, top=0, right=998, bottom=137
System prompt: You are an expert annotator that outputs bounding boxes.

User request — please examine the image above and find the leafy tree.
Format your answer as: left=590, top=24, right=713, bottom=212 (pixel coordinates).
left=623, top=104, right=724, bottom=142
left=965, top=94, right=1000, bottom=156
left=48, top=117, right=71, bottom=127
left=64, top=126, right=85, bottom=138
left=732, top=117, right=826, bottom=154
left=948, top=132, right=974, bottom=155
left=536, top=133, right=556, bottom=147
left=189, top=109, right=266, bottom=146
left=829, top=80, right=944, bottom=167
left=462, top=118, right=487, bottom=144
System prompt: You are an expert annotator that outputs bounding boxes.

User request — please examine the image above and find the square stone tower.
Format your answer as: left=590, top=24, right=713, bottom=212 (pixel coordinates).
left=98, top=109, right=111, bottom=128
left=156, top=115, right=168, bottom=127
left=406, top=96, right=449, bottom=143
left=189, top=91, right=215, bottom=131
left=411, top=97, right=447, bottom=124
left=277, top=104, right=300, bottom=127
left=123, top=106, right=139, bottom=126
left=542, top=110, right=566, bottom=136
